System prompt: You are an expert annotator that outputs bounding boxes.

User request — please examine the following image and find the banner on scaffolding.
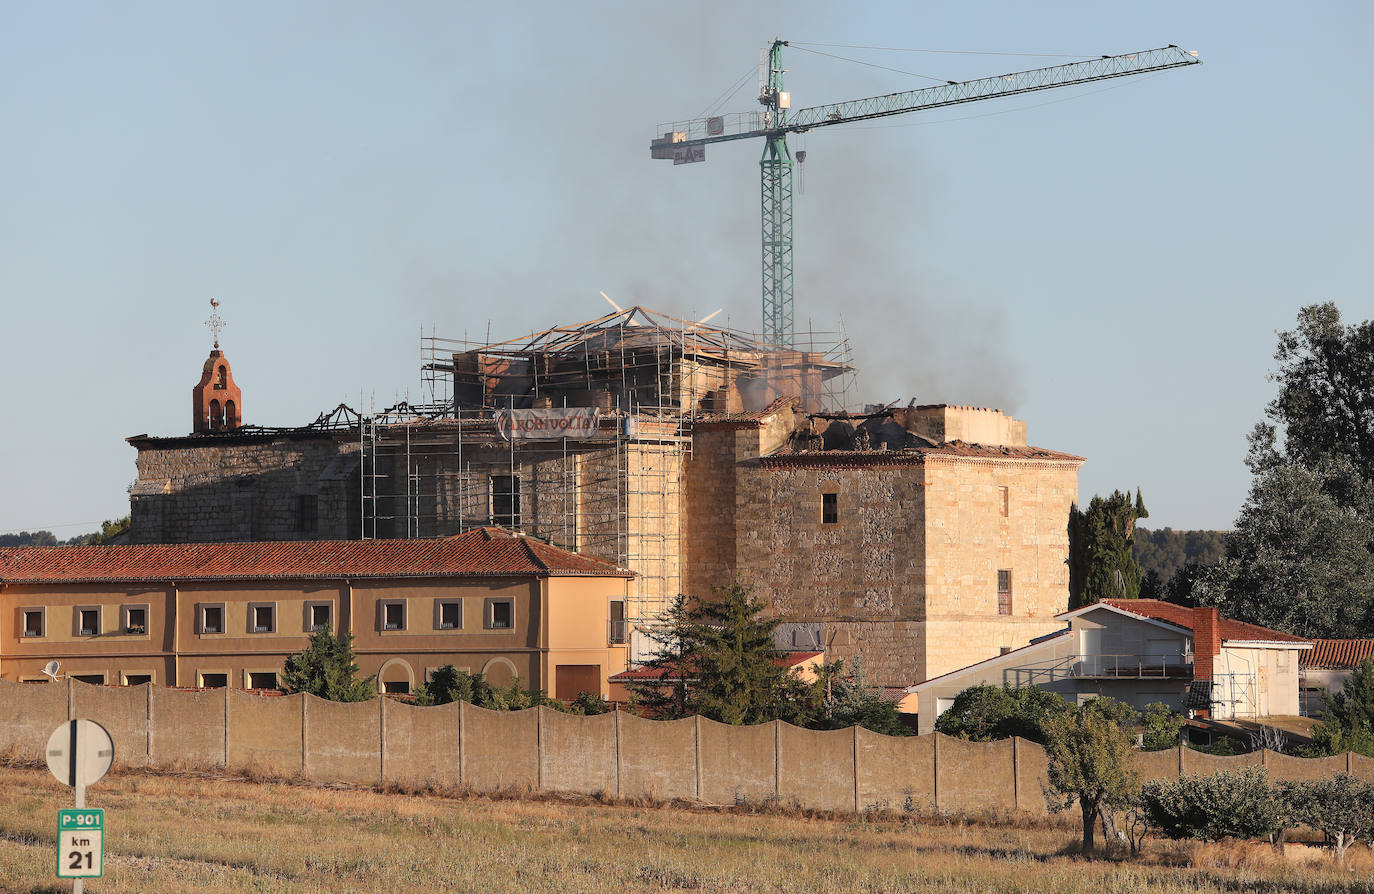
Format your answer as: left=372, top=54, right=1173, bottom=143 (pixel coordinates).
left=496, top=408, right=607, bottom=441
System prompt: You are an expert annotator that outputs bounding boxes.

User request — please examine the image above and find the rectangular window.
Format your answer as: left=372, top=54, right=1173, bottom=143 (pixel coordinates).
left=997, top=570, right=1013, bottom=616
left=436, top=599, right=462, bottom=630
left=486, top=597, right=514, bottom=630
left=122, top=673, right=153, bottom=686
left=76, top=607, right=101, bottom=637
left=821, top=492, right=838, bottom=525
left=249, top=603, right=276, bottom=634
left=72, top=674, right=105, bottom=685
left=608, top=599, right=627, bottom=644
left=247, top=672, right=278, bottom=690
left=296, top=494, right=318, bottom=535
left=199, top=604, right=224, bottom=635
left=199, top=672, right=228, bottom=689
left=21, top=609, right=44, bottom=638
left=123, top=605, right=148, bottom=635
left=306, top=602, right=333, bottom=633
left=491, top=475, right=520, bottom=528
left=381, top=601, right=406, bottom=631
left=382, top=680, right=410, bottom=695
left=998, top=486, right=1009, bottom=517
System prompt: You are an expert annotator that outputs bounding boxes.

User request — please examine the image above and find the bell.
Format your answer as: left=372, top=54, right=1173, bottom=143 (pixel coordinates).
left=795, top=150, right=807, bottom=163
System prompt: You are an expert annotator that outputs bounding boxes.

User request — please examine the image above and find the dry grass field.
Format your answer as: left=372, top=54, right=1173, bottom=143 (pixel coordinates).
left=0, top=765, right=1370, bottom=893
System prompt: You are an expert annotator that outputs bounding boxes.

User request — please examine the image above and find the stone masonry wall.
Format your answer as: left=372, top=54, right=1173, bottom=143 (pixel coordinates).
left=921, top=456, right=1080, bottom=679
left=130, top=435, right=359, bottom=543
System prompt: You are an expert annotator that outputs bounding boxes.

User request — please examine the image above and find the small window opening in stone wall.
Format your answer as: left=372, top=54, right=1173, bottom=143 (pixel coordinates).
left=296, top=494, right=318, bottom=535
left=822, top=492, right=838, bottom=525
left=491, top=475, right=521, bottom=528
left=216, top=365, right=227, bottom=389
left=209, top=399, right=224, bottom=429
left=999, top=486, right=1009, bottom=517
left=997, top=570, right=1013, bottom=616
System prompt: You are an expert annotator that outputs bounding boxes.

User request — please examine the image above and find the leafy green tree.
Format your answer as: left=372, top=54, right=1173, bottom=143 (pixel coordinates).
left=281, top=628, right=376, bottom=702
left=1140, top=766, right=1283, bottom=842
left=1183, top=303, right=1374, bottom=636
left=66, top=517, right=132, bottom=546
left=1068, top=489, right=1149, bottom=608
left=1310, top=658, right=1374, bottom=758
left=1286, top=774, right=1374, bottom=866
left=934, top=683, right=1071, bottom=746
left=1042, top=701, right=1139, bottom=855
left=1139, top=702, right=1184, bottom=751
left=1199, top=462, right=1374, bottom=638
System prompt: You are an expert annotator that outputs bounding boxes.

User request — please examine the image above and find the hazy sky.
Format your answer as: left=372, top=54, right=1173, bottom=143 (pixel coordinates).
left=2, top=1, right=1370, bottom=537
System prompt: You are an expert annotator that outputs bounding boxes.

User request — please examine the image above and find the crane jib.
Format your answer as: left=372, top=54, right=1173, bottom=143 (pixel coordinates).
left=648, top=42, right=1202, bottom=347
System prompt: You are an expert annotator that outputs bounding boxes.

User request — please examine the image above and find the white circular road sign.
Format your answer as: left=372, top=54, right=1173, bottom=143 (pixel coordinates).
left=46, top=720, right=114, bottom=788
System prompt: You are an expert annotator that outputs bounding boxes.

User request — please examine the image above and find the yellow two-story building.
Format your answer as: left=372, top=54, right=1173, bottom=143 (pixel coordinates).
left=0, top=527, right=632, bottom=698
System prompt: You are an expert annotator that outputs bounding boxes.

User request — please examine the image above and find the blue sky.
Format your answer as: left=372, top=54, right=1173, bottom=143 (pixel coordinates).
left=2, top=1, right=1371, bottom=536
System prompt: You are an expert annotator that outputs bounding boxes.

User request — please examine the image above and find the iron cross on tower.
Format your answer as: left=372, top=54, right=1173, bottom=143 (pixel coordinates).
left=205, top=298, right=225, bottom=349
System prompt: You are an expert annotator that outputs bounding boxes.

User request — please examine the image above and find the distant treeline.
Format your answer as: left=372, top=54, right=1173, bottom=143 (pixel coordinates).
left=0, top=517, right=130, bottom=548
left=1132, top=527, right=1227, bottom=596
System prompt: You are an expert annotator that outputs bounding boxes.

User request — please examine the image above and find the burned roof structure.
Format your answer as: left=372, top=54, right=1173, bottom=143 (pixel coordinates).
left=422, top=305, right=855, bottom=416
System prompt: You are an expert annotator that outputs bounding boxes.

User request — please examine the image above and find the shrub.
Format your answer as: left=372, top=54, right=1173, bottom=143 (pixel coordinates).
left=1141, top=766, right=1283, bottom=841
left=934, top=684, right=1071, bottom=745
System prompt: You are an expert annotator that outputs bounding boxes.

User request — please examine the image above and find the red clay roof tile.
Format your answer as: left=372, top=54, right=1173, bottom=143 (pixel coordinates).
left=1099, top=599, right=1309, bottom=645
left=0, top=528, right=631, bottom=584
left=1302, top=639, right=1374, bottom=669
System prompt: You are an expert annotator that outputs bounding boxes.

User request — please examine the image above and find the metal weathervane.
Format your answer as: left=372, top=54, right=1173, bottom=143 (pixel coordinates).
left=205, top=298, right=225, bottom=349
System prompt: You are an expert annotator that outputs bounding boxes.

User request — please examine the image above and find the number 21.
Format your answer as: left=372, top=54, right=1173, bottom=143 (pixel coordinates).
left=68, top=850, right=92, bottom=870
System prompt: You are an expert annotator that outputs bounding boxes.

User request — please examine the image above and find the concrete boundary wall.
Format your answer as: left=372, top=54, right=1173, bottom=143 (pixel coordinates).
left=2, top=680, right=1370, bottom=816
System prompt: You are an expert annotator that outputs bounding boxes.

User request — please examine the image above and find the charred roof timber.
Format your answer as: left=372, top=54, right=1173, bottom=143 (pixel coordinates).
left=421, top=305, right=856, bottom=417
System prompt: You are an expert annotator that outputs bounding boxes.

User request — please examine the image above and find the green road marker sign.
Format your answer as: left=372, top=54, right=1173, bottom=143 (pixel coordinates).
left=56, top=809, right=104, bottom=879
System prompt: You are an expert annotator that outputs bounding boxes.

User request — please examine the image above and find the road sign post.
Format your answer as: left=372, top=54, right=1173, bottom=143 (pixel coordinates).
left=46, top=720, right=114, bottom=894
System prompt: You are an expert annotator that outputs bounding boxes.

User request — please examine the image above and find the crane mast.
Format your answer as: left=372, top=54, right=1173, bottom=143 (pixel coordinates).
left=651, top=42, right=1202, bottom=347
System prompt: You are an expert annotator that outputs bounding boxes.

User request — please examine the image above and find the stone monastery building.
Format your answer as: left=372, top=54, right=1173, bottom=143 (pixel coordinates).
left=124, top=307, right=1084, bottom=688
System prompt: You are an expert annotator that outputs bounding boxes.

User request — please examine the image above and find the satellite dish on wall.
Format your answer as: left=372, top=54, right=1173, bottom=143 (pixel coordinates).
left=42, top=660, right=61, bottom=680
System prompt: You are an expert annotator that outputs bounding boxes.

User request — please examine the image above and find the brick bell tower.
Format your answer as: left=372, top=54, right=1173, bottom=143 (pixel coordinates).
left=192, top=298, right=242, bottom=434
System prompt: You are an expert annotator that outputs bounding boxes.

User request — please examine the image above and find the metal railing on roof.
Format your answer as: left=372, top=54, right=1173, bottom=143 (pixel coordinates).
left=1007, top=653, right=1192, bottom=687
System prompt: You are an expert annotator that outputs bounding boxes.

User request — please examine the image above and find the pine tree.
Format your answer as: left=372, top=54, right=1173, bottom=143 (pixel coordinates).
left=629, top=583, right=803, bottom=725
left=280, top=628, right=376, bottom=702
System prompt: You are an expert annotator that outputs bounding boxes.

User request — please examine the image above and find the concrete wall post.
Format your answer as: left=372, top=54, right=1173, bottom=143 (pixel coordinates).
left=693, top=715, right=702, bottom=800
left=932, top=733, right=941, bottom=813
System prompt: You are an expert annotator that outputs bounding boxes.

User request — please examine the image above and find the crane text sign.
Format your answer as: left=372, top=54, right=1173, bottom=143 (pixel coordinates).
left=496, top=408, right=608, bottom=441
left=57, top=809, right=104, bottom=879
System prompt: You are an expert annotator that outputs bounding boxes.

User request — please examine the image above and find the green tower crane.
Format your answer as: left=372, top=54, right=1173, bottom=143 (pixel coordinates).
left=651, top=42, right=1201, bottom=347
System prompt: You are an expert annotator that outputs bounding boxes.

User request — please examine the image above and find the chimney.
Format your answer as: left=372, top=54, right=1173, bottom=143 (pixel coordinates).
left=1191, top=606, right=1222, bottom=716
